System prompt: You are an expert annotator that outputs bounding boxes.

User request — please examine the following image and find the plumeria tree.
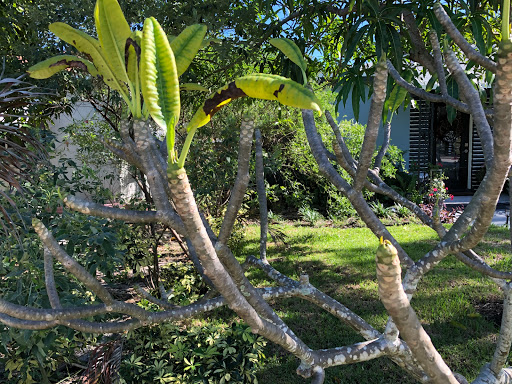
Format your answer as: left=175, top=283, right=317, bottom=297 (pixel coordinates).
left=1, top=0, right=512, bottom=382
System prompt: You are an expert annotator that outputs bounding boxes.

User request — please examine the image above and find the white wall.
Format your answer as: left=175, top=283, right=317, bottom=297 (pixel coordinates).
left=50, top=102, right=141, bottom=200
left=337, top=91, right=411, bottom=168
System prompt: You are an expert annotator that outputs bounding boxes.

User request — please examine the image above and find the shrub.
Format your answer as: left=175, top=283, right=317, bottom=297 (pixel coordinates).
left=120, top=322, right=267, bottom=384
left=298, top=205, right=324, bottom=226
left=369, top=201, right=393, bottom=219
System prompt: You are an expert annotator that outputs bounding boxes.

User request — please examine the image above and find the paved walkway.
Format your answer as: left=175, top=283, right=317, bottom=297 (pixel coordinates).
left=445, top=194, right=509, bottom=226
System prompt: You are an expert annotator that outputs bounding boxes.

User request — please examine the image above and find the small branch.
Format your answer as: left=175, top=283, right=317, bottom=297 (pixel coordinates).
left=433, top=3, right=497, bottom=73
left=443, top=45, right=494, bottom=167
left=302, top=109, right=414, bottom=268
left=490, top=284, right=512, bottom=376
left=387, top=60, right=473, bottom=115
left=254, top=129, right=269, bottom=262
left=43, top=247, right=62, bottom=309
left=134, top=284, right=177, bottom=310
left=33, top=219, right=114, bottom=305
left=218, top=117, right=255, bottom=243
left=325, top=110, right=357, bottom=170
left=402, top=10, right=436, bottom=73
left=374, top=121, right=391, bottom=172
left=429, top=31, right=448, bottom=96
left=353, top=58, right=388, bottom=192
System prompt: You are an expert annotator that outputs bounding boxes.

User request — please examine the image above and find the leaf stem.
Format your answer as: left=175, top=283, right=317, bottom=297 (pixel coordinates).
left=504, top=0, right=511, bottom=42
left=177, top=128, right=196, bottom=168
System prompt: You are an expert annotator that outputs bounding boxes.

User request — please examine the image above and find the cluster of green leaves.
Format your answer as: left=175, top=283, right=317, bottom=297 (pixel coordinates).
left=120, top=322, right=266, bottom=384
left=0, top=128, right=130, bottom=384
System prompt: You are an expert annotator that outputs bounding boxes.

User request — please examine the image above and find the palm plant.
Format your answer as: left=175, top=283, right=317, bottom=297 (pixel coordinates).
left=0, top=71, right=49, bottom=232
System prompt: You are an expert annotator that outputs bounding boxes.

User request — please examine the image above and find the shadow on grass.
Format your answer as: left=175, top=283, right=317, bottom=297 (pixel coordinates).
left=230, top=224, right=511, bottom=383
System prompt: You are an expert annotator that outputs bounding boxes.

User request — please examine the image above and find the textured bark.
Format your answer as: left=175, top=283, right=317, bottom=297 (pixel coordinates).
left=374, top=121, right=391, bottom=172
left=217, top=117, right=255, bottom=243
left=491, top=285, right=512, bottom=376
left=302, top=109, right=414, bottom=268
left=443, top=46, right=494, bottom=167
left=387, top=60, right=474, bottom=115
left=254, top=129, right=269, bottom=262
left=429, top=31, right=448, bottom=96
left=434, top=3, right=497, bottom=73
left=353, top=58, right=388, bottom=191
left=376, top=239, right=460, bottom=383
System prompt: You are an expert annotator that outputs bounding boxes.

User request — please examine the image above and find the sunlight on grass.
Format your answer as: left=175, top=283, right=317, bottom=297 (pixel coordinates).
left=234, top=223, right=511, bottom=383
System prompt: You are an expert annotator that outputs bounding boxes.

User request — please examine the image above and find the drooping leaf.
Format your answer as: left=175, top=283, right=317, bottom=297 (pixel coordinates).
left=28, top=55, right=99, bottom=79
left=170, top=24, right=207, bottom=77
left=140, top=17, right=180, bottom=131
left=470, top=17, right=486, bottom=54
left=269, top=38, right=307, bottom=83
left=180, top=83, right=209, bottom=92
left=186, top=74, right=321, bottom=132
left=342, top=24, right=369, bottom=66
left=351, top=83, right=360, bottom=122
left=49, top=22, right=127, bottom=93
left=94, top=0, right=131, bottom=85
left=446, top=75, right=459, bottom=123
left=384, top=69, right=413, bottom=120
left=387, top=25, right=403, bottom=69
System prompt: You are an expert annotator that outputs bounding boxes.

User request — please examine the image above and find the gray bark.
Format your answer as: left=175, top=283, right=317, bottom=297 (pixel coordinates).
left=254, top=129, right=269, bottom=262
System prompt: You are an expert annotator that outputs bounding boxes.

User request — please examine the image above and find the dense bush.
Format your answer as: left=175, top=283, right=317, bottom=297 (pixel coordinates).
left=120, top=322, right=266, bottom=384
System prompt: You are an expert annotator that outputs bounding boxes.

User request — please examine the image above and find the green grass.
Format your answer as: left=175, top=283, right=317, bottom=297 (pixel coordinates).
left=232, top=223, right=512, bottom=383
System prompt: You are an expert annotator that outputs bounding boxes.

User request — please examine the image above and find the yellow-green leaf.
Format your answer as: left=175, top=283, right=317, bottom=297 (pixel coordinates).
left=180, top=83, right=209, bottom=92
left=170, top=24, right=207, bottom=77
left=94, top=0, right=131, bottom=85
left=270, top=38, right=307, bottom=83
left=49, top=22, right=127, bottom=93
left=186, top=73, right=321, bottom=132
left=28, top=55, right=98, bottom=79
left=140, top=17, right=180, bottom=131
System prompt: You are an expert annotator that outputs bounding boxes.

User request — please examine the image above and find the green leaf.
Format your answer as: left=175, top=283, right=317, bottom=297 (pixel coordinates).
left=470, top=17, right=486, bottom=54
left=170, top=24, right=207, bottom=77
left=140, top=17, right=180, bottom=132
left=94, top=0, right=131, bottom=85
left=49, top=22, right=127, bottom=93
left=342, top=24, right=369, bottom=66
left=446, top=76, right=459, bottom=123
left=269, top=38, right=307, bottom=83
left=186, top=74, right=321, bottom=132
left=28, top=55, right=98, bottom=79
left=351, top=83, right=360, bottom=122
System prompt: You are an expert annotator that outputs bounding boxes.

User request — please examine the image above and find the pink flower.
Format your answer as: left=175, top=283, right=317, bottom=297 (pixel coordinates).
left=450, top=195, right=454, bottom=200
left=445, top=187, right=448, bottom=190
left=433, top=188, right=438, bottom=192
left=429, top=193, right=434, bottom=197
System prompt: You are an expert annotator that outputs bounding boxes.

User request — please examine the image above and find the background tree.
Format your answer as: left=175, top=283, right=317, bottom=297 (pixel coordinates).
left=1, top=0, right=512, bottom=383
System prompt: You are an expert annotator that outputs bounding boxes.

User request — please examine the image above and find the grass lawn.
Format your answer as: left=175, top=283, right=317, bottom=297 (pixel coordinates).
left=233, top=223, right=512, bottom=383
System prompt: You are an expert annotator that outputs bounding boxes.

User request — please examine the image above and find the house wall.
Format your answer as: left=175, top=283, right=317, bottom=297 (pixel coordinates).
left=50, top=102, right=141, bottom=200
left=336, top=92, right=411, bottom=168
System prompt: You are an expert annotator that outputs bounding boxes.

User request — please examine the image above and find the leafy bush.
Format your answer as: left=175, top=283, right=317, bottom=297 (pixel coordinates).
left=391, top=204, right=411, bottom=218
left=158, top=262, right=209, bottom=305
left=120, top=322, right=267, bottom=384
left=419, top=203, right=459, bottom=224
left=369, top=201, right=393, bottom=219
left=298, top=205, right=324, bottom=226
left=327, top=189, right=357, bottom=219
